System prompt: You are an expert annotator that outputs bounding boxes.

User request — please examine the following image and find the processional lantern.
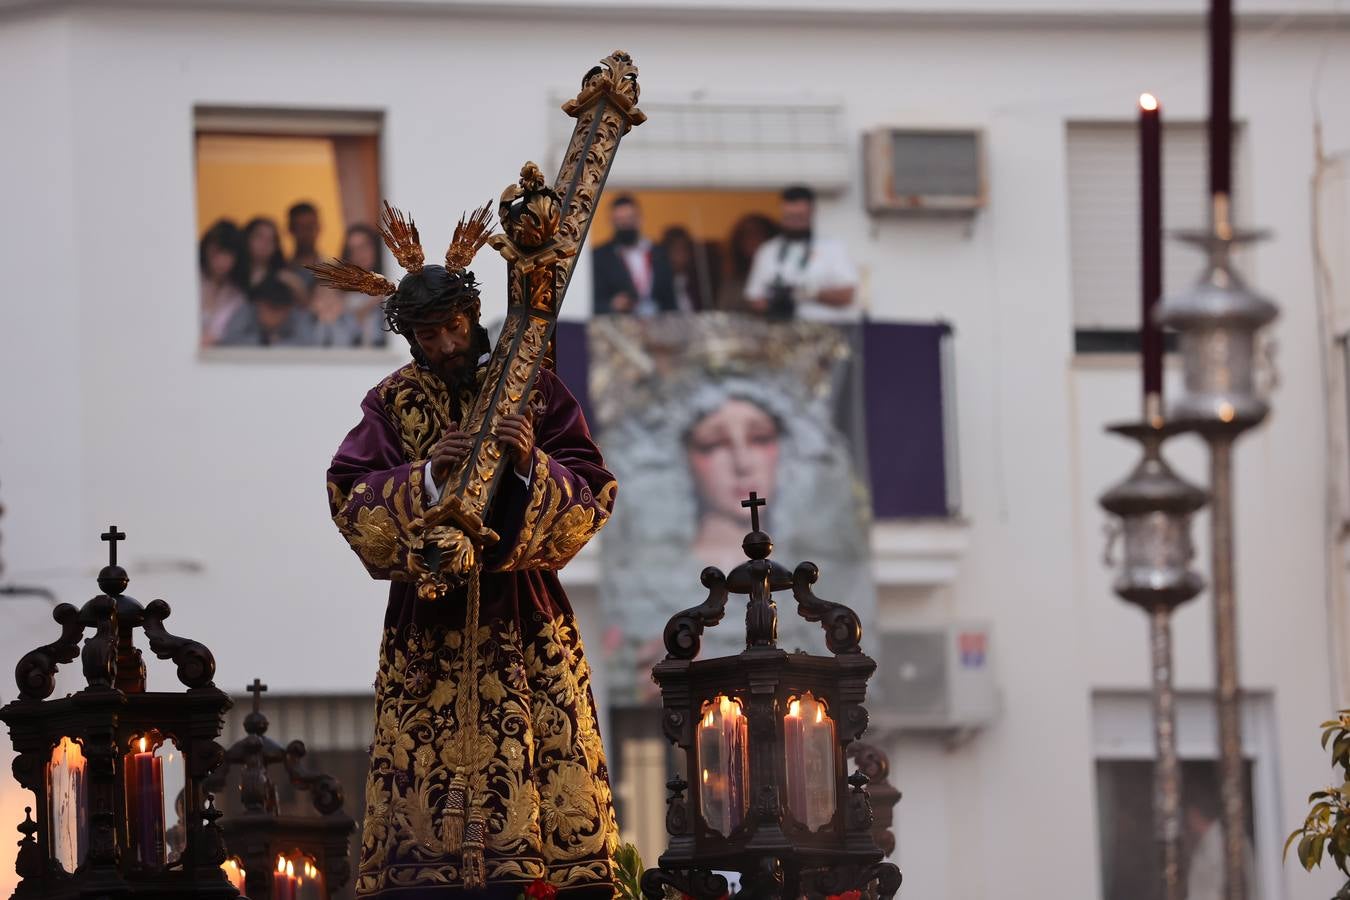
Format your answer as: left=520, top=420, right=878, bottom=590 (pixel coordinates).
left=642, top=494, right=901, bottom=899
left=206, top=679, right=354, bottom=900
left=0, top=527, right=237, bottom=898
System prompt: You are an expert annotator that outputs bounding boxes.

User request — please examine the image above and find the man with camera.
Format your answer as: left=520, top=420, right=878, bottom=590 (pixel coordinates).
left=745, top=184, right=859, bottom=322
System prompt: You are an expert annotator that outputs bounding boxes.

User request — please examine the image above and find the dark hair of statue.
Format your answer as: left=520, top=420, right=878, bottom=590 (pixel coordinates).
left=781, top=184, right=816, bottom=205
left=382, top=264, right=489, bottom=368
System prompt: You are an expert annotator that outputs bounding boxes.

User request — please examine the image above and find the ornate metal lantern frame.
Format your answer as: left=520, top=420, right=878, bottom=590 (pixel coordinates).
left=206, top=679, right=355, bottom=900
left=1, top=527, right=237, bottom=898
left=642, top=496, right=900, bottom=900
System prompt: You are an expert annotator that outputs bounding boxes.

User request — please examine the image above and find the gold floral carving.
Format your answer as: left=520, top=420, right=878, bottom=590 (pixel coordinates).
left=357, top=613, right=619, bottom=894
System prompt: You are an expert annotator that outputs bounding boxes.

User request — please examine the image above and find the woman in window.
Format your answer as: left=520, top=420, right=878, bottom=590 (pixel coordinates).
left=198, top=219, right=247, bottom=347
left=716, top=213, right=778, bottom=313
left=238, top=216, right=286, bottom=290
left=340, top=223, right=388, bottom=347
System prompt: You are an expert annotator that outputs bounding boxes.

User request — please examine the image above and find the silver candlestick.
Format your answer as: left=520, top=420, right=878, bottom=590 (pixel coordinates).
left=1101, top=420, right=1208, bottom=900
left=1155, top=199, right=1278, bottom=900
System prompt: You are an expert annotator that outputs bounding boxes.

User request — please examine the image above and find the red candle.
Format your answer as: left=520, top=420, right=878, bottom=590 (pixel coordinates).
left=127, top=737, right=165, bottom=866
left=1139, top=92, right=1164, bottom=414
left=1208, top=0, right=1233, bottom=199
left=274, top=855, right=297, bottom=900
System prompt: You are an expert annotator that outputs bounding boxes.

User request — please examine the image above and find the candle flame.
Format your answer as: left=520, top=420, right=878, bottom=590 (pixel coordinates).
left=788, top=699, right=801, bottom=718
left=286, top=859, right=295, bottom=877
left=138, top=737, right=148, bottom=753
left=1139, top=92, right=1159, bottom=112
left=702, top=768, right=710, bottom=784
left=703, top=710, right=715, bottom=728
left=815, top=703, right=825, bottom=724
left=277, top=855, right=287, bottom=873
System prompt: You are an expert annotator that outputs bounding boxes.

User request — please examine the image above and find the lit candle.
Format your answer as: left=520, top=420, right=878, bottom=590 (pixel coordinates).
left=1139, top=92, right=1164, bottom=419
left=783, top=699, right=807, bottom=821
left=296, top=858, right=324, bottom=900
left=723, top=699, right=746, bottom=832
left=802, top=698, right=837, bottom=830
left=127, top=737, right=165, bottom=866
left=274, top=855, right=297, bottom=900
left=221, top=857, right=247, bottom=892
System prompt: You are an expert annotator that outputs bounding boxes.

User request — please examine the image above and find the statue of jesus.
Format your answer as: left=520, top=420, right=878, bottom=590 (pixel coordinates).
left=318, top=203, right=620, bottom=899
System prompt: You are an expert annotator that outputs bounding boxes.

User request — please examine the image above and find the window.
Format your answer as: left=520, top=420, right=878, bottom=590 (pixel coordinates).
left=194, top=108, right=386, bottom=353
left=1092, top=691, right=1277, bottom=900
left=1067, top=121, right=1243, bottom=352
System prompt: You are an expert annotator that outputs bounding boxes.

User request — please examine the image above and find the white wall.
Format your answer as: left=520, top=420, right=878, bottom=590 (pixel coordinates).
left=2, top=3, right=1349, bottom=897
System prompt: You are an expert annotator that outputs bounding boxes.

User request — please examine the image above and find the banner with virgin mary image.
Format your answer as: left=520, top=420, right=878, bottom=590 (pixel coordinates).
left=588, top=314, right=875, bottom=704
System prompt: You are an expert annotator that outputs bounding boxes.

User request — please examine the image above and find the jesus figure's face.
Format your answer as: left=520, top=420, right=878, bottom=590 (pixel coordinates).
left=413, top=311, right=476, bottom=387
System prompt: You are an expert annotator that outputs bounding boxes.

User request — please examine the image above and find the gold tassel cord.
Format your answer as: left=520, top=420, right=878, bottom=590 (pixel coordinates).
left=439, top=562, right=484, bottom=867
left=461, top=798, right=489, bottom=889
left=379, top=201, right=425, bottom=274
left=446, top=202, right=497, bottom=272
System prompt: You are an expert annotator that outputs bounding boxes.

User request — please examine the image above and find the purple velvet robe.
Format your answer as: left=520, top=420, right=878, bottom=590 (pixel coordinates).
left=327, top=362, right=620, bottom=899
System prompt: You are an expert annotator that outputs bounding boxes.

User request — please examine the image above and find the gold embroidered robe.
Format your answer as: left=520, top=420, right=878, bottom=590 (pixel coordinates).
left=327, top=362, right=620, bottom=898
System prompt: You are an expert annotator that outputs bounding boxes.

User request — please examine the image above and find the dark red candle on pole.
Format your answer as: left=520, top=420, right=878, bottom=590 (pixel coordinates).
left=1209, top=0, right=1233, bottom=199
left=1139, top=92, right=1164, bottom=411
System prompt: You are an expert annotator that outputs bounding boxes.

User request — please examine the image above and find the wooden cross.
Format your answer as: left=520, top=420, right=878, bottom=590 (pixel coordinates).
left=741, top=492, right=767, bottom=532
left=101, top=525, right=126, bottom=567
left=246, top=678, right=268, bottom=714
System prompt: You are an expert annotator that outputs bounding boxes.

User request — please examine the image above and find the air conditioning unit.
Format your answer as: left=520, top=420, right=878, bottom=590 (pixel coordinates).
left=863, top=127, right=987, bottom=216
left=869, top=623, right=999, bottom=735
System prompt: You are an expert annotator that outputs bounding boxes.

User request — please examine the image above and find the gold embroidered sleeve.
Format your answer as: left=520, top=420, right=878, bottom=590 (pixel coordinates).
left=327, top=390, right=432, bottom=580
left=493, top=448, right=617, bottom=572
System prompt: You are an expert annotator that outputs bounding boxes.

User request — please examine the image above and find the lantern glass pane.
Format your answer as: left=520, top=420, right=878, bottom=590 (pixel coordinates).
left=696, top=695, right=749, bottom=837
left=160, top=737, right=187, bottom=864
left=48, top=737, right=88, bottom=873
left=783, top=693, right=837, bottom=831
left=123, top=731, right=168, bottom=868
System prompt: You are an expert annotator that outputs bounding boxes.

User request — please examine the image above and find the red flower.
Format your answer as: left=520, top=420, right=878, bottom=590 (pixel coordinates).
left=523, top=878, right=558, bottom=900
left=827, top=892, right=862, bottom=900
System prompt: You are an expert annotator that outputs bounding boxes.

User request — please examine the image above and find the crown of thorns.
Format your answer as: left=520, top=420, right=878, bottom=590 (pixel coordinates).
left=307, top=200, right=495, bottom=302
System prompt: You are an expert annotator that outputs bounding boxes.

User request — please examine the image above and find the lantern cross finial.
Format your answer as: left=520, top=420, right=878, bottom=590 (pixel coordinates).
left=741, top=492, right=767, bottom=532
left=101, top=525, right=126, bottom=566
left=247, top=678, right=268, bottom=714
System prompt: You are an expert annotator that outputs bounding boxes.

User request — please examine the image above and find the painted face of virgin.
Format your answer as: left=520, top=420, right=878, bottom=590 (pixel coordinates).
left=685, top=398, right=781, bottom=523
left=413, top=312, right=476, bottom=386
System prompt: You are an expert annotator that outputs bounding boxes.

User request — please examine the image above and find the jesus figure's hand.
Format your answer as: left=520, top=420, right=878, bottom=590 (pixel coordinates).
left=495, top=413, right=535, bottom=476
left=429, top=427, right=475, bottom=487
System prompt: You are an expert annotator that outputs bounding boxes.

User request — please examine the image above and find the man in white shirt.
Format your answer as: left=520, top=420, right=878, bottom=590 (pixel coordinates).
left=745, top=184, right=859, bottom=323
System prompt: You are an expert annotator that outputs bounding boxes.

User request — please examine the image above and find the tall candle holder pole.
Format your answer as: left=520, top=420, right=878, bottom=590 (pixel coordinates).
left=1155, top=219, right=1276, bottom=900
left=1099, top=88, right=1212, bottom=900
left=1100, top=423, right=1207, bottom=900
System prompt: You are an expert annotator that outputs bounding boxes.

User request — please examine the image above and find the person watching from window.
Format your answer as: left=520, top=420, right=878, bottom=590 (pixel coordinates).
left=745, top=185, right=859, bottom=322
left=591, top=195, right=676, bottom=316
